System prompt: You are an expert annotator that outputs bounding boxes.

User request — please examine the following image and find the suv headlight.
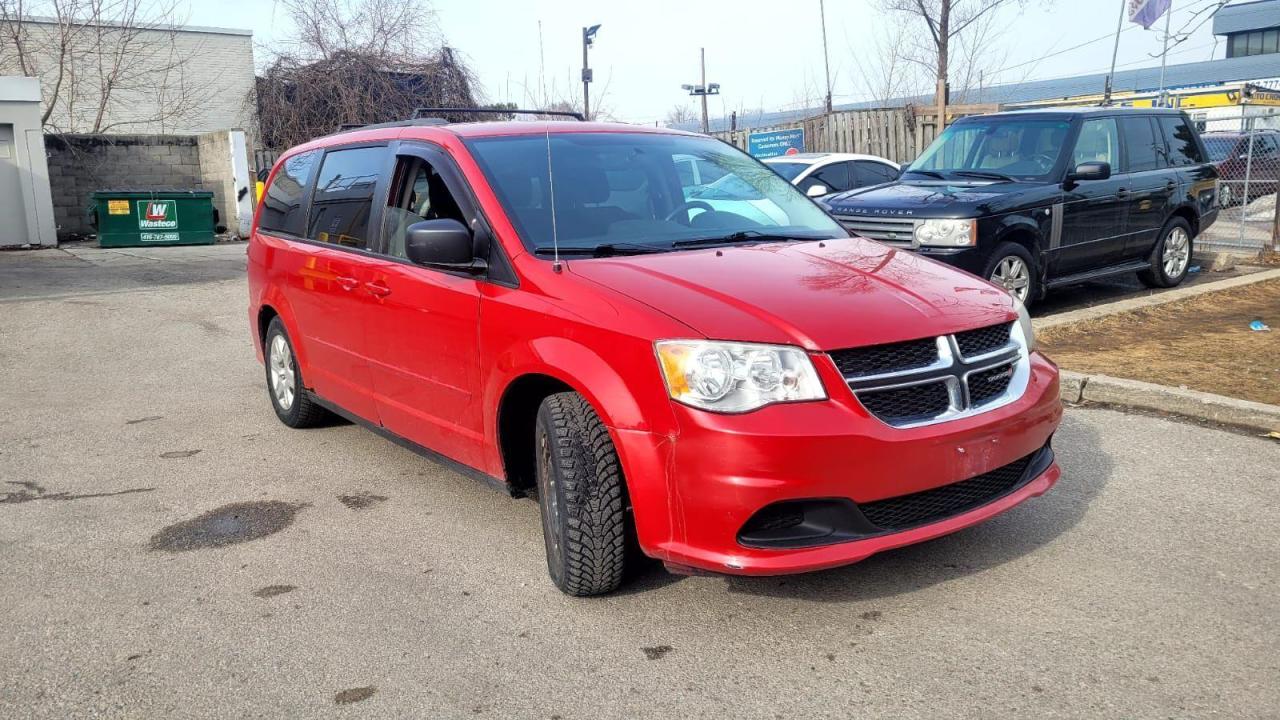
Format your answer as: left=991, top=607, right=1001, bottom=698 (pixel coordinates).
left=655, top=340, right=827, bottom=413
left=915, top=218, right=976, bottom=247
left=1014, top=297, right=1037, bottom=352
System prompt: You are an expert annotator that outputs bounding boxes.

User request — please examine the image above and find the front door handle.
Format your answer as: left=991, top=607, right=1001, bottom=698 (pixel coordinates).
left=1116, top=188, right=1130, bottom=199
left=1165, top=180, right=1177, bottom=192
left=336, top=276, right=359, bottom=291
left=365, top=281, right=392, bottom=298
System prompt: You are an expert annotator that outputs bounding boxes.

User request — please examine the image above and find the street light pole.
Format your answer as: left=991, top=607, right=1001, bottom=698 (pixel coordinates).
left=582, top=24, right=601, bottom=120
left=820, top=0, right=832, bottom=113
left=700, top=48, right=709, bottom=134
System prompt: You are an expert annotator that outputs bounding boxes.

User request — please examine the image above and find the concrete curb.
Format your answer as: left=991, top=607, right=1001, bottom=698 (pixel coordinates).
left=1060, top=370, right=1280, bottom=433
left=1035, top=267, right=1280, bottom=331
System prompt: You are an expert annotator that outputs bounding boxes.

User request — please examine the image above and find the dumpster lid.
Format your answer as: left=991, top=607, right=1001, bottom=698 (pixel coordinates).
left=91, top=190, right=215, bottom=199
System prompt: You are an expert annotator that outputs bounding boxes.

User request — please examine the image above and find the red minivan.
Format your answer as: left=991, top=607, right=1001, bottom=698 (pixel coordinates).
left=248, top=114, right=1063, bottom=596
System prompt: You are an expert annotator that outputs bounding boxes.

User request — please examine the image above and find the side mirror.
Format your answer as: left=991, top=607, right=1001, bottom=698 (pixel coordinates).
left=405, top=219, right=481, bottom=271
left=1066, top=161, right=1111, bottom=183
left=806, top=184, right=830, bottom=198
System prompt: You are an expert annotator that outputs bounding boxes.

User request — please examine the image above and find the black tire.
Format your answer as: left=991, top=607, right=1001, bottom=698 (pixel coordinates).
left=534, top=392, right=627, bottom=596
left=1138, top=217, right=1194, bottom=289
left=982, top=242, right=1039, bottom=307
left=263, top=317, right=332, bottom=428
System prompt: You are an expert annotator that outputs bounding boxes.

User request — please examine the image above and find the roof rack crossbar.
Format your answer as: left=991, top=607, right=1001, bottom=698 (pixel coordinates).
left=410, top=107, right=585, bottom=121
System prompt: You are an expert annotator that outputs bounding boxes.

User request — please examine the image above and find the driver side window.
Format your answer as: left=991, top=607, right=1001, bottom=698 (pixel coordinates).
left=381, top=157, right=468, bottom=259
left=1072, top=118, right=1120, bottom=169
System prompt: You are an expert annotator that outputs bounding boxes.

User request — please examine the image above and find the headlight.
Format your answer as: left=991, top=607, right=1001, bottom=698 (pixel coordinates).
left=655, top=340, right=827, bottom=413
left=1014, top=297, right=1036, bottom=352
left=914, top=218, right=976, bottom=247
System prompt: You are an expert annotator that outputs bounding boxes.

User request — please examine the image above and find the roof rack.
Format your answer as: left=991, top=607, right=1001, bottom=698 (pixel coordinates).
left=410, top=107, right=585, bottom=121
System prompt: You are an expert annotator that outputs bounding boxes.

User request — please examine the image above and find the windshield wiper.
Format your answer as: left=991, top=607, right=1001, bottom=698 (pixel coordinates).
left=903, top=169, right=945, bottom=179
left=953, top=170, right=1015, bottom=182
left=672, top=230, right=815, bottom=248
left=532, top=243, right=667, bottom=257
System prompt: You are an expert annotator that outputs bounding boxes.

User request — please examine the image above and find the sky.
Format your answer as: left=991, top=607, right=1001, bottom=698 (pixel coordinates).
left=188, top=0, right=1227, bottom=125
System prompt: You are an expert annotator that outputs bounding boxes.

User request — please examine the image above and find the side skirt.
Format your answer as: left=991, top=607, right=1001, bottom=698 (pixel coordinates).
left=310, top=395, right=518, bottom=498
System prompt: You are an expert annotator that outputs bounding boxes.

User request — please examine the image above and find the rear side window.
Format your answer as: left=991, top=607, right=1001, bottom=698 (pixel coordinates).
left=259, top=150, right=319, bottom=237
left=307, top=146, right=387, bottom=249
left=1158, top=117, right=1205, bottom=166
left=1120, top=117, right=1161, bottom=172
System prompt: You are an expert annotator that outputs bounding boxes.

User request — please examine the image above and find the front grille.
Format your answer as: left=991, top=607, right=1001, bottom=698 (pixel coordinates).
left=829, top=337, right=938, bottom=378
left=955, top=322, right=1012, bottom=358
left=857, top=381, right=951, bottom=424
left=834, top=215, right=918, bottom=246
left=858, top=453, right=1034, bottom=531
left=968, top=362, right=1016, bottom=406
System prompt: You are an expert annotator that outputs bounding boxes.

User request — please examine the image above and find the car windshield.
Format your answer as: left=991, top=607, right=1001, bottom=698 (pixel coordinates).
left=905, top=117, right=1072, bottom=181
left=465, top=132, right=844, bottom=254
left=1202, top=136, right=1237, bottom=162
left=765, top=161, right=809, bottom=181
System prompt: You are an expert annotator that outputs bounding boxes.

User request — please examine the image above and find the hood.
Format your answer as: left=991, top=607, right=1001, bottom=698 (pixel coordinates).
left=826, top=180, right=1048, bottom=217
left=567, top=237, right=1015, bottom=351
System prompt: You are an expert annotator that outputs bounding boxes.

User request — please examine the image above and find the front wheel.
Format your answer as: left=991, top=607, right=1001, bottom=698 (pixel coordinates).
left=983, top=242, right=1038, bottom=306
left=534, top=392, right=628, bottom=596
left=1138, top=218, right=1193, bottom=289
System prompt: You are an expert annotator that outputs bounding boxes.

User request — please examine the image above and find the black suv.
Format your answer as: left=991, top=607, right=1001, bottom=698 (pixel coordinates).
left=823, top=108, right=1219, bottom=306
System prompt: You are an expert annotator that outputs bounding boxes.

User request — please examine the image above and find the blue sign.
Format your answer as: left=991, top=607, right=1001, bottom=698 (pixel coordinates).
left=748, top=128, right=805, bottom=158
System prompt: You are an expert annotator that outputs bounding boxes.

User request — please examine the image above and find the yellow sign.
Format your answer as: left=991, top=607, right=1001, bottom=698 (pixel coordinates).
left=107, top=199, right=130, bottom=215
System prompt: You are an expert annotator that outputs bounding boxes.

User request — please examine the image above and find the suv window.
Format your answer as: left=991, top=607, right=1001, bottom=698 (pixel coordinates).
left=382, top=157, right=468, bottom=259
left=853, top=160, right=899, bottom=185
left=1158, top=116, right=1205, bottom=166
left=802, top=162, right=850, bottom=193
left=907, top=117, right=1071, bottom=180
left=260, top=150, right=319, bottom=237
left=1072, top=118, right=1120, bottom=168
left=307, top=146, right=387, bottom=249
left=1120, top=117, right=1162, bottom=172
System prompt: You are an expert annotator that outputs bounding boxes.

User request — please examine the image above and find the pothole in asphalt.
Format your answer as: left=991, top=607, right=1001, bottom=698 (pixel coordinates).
left=149, top=501, right=306, bottom=552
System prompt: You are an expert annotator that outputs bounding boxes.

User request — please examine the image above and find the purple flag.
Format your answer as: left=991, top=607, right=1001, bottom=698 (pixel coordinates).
left=1129, top=0, right=1171, bottom=29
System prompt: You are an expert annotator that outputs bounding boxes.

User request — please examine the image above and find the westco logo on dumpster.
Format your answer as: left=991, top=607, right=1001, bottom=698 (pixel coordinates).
left=137, top=200, right=179, bottom=230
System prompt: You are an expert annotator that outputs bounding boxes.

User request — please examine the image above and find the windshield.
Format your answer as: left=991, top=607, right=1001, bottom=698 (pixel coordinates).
left=906, top=117, right=1072, bottom=181
left=1202, top=136, right=1237, bottom=162
left=765, top=161, right=810, bottom=181
left=466, top=133, right=844, bottom=254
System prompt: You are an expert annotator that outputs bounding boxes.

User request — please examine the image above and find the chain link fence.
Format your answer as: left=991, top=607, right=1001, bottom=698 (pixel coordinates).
left=1195, top=107, right=1280, bottom=254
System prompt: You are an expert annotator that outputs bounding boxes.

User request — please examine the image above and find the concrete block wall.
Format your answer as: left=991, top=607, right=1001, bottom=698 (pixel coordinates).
left=45, top=133, right=246, bottom=238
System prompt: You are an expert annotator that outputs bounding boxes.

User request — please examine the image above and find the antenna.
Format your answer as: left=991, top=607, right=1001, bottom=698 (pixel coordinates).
left=545, top=126, right=561, bottom=272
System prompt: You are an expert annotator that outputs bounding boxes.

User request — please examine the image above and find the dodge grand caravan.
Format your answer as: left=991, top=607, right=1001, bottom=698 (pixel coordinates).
left=824, top=108, right=1219, bottom=306
left=248, top=115, right=1063, bottom=596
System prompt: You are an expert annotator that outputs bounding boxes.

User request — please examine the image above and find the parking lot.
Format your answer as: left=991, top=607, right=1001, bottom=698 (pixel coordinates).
left=1, top=244, right=1278, bottom=719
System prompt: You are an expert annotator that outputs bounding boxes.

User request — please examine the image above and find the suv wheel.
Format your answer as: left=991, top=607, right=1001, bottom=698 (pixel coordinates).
left=983, top=242, right=1038, bottom=306
left=534, top=392, right=627, bottom=596
left=1138, top=218, right=1193, bottom=289
left=264, top=317, right=332, bottom=428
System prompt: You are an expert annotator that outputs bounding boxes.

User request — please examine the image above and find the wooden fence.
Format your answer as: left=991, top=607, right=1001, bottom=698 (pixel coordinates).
left=714, top=104, right=999, bottom=164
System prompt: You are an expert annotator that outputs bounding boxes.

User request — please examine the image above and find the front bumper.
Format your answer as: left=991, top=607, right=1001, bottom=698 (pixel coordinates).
left=612, top=351, right=1063, bottom=576
left=914, top=245, right=989, bottom=275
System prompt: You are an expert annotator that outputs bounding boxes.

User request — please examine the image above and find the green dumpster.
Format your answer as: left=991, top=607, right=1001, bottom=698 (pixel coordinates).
left=90, top=190, right=219, bottom=247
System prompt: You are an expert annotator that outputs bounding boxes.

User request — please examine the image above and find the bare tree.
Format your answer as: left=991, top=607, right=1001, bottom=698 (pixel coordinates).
left=665, top=104, right=697, bottom=127
left=0, top=0, right=208, bottom=132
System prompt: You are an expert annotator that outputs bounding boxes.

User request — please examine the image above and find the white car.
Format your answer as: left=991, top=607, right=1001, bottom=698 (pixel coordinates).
left=763, top=152, right=901, bottom=198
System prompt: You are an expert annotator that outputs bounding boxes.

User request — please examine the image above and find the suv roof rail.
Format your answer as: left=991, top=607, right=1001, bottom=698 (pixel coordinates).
left=410, top=106, right=586, bottom=121
left=331, top=118, right=453, bottom=135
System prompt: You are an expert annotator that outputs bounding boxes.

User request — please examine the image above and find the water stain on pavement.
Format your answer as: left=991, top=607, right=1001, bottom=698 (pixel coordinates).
left=338, top=491, right=388, bottom=510
left=334, top=686, right=376, bottom=705
left=642, top=645, right=673, bottom=660
left=149, top=501, right=305, bottom=552
left=159, top=449, right=201, bottom=459
left=253, top=584, right=296, bottom=598
left=2, top=480, right=154, bottom=505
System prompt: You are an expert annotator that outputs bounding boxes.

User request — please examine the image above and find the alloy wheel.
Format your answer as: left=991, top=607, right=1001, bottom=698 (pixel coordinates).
left=1163, top=227, right=1191, bottom=278
left=991, top=256, right=1031, bottom=303
left=536, top=428, right=564, bottom=579
left=268, top=334, right=296, bottom=410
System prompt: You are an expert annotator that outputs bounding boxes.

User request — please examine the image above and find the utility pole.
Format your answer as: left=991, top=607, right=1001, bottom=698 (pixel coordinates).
left=582, top=24, right=601, bottom=120
left=1156, top=2, right=1174, bottom=107
left=1103, top=0, right=1126, bottom=104
left=820, top=0, right=832, bottom=113
left=682, top=49, right=720, bottom=134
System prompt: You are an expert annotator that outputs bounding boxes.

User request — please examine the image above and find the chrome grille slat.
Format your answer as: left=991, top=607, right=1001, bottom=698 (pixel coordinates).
left=833, top=215, right=919, bottom=246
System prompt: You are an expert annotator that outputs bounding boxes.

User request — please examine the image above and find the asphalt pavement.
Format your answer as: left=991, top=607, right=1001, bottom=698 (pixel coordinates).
left=1, top=244, right=1277, bottom=719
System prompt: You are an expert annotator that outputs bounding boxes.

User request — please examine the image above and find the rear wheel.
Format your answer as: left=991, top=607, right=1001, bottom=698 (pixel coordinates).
left=534, top=392, right=627, bottom=596
left=983, top=242, right=1038, bottom=306
left=264, top=317, right=331, bottom=428
left=1138, top=218, right=1193, bottom=288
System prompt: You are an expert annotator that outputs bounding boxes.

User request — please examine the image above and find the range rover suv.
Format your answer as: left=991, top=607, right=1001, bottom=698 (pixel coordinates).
left=824, top=108, right=1219, bottom=306
left=248, top=113, right=1063, bottom=596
